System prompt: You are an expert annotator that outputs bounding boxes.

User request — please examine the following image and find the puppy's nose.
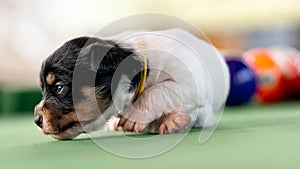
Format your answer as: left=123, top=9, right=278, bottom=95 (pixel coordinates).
left=34, top=115, right=43, bottom=128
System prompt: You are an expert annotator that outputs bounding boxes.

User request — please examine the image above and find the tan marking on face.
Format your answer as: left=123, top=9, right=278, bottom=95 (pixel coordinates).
left=81, top=86, right=95, bottom=98
left=42, top=108, right=78, bottom=134
left=79, top=86, right=109, bottom=115
left=38, top=107, right=84, bottom=140
left=46, top=72, right=55, bottom=85
left=42, top=108, right=58, bottom=134
left=51, top=124, right=82, bottom=140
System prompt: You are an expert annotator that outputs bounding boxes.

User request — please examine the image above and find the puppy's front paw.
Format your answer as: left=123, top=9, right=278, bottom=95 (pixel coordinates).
left=103, top=116, right=121, bottom=132
left=159, top=111, right=191, bottom=134
left=118, top=115, right=149, bottom=133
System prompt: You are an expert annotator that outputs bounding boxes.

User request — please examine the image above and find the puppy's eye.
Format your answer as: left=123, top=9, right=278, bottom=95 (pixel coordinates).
left=56, top=85, right=64, bottom=94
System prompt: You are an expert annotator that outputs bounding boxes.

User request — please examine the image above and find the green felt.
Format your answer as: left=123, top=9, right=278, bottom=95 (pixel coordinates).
left=0, top=102, right=299, bottom=169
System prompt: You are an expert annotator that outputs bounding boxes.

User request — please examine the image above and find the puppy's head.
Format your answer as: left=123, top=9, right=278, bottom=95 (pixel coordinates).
left=34, top=37, right=144, bottom=140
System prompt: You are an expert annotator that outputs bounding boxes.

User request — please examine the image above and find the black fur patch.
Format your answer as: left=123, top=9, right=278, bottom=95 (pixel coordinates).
left=40, top=36, right=149, bottom=113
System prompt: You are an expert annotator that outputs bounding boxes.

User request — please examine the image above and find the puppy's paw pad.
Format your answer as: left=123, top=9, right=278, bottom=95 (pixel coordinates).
left=159, top=112, right=190, bottom=134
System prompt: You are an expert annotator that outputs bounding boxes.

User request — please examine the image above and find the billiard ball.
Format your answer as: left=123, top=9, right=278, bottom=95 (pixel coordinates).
left=225, top=57, right=257, bottom=106
left=244, top=48, right=286, bottom=103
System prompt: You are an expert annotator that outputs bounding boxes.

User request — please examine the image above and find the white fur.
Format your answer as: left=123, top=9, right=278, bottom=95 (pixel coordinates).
left=101, top=29, right=229, bottom=132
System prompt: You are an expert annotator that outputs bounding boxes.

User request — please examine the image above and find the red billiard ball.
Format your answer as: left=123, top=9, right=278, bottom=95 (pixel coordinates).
left=244, top=48, right=286, bottom=103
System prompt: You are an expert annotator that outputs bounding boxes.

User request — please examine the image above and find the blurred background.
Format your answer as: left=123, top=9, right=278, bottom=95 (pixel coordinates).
left=1, top=0, right=300, bottom=114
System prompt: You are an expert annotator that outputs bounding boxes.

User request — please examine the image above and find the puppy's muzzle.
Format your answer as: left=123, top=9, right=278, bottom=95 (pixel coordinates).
left=34, top=100, right=44, bottom=128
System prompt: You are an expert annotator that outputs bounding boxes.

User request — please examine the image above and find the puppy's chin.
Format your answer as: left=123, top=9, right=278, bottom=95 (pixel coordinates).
left=48, top=118, right=103, bottom=140
left=49, top=123, right=84, bottom=140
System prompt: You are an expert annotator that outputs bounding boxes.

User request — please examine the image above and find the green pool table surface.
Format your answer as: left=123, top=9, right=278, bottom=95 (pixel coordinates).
left=0, top=101, right=299, bottom=169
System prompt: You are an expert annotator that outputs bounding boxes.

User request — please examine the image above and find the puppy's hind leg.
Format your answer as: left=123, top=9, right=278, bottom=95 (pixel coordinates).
left=158, top=111, right=191, bottom=134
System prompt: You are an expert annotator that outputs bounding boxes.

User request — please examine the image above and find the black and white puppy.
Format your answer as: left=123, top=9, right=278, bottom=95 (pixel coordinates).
left=34, top=29, right=229, bottom=140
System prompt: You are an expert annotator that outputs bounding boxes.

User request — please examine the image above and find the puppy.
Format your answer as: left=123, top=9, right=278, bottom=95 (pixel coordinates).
left=34, top=29, right=229, bottom=140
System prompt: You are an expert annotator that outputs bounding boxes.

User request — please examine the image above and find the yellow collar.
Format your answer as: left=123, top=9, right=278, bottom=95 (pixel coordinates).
left=132, top=54, right=147, bottom=102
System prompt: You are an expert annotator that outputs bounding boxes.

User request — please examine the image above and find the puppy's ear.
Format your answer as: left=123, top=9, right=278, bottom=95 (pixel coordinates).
left=90, top=43, right=117, bottom=73
left=77, top=40, right=146, bottom=93
left=77, top=42, right=115, bottom=73
left=79, top=41, right=139, bottom=75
